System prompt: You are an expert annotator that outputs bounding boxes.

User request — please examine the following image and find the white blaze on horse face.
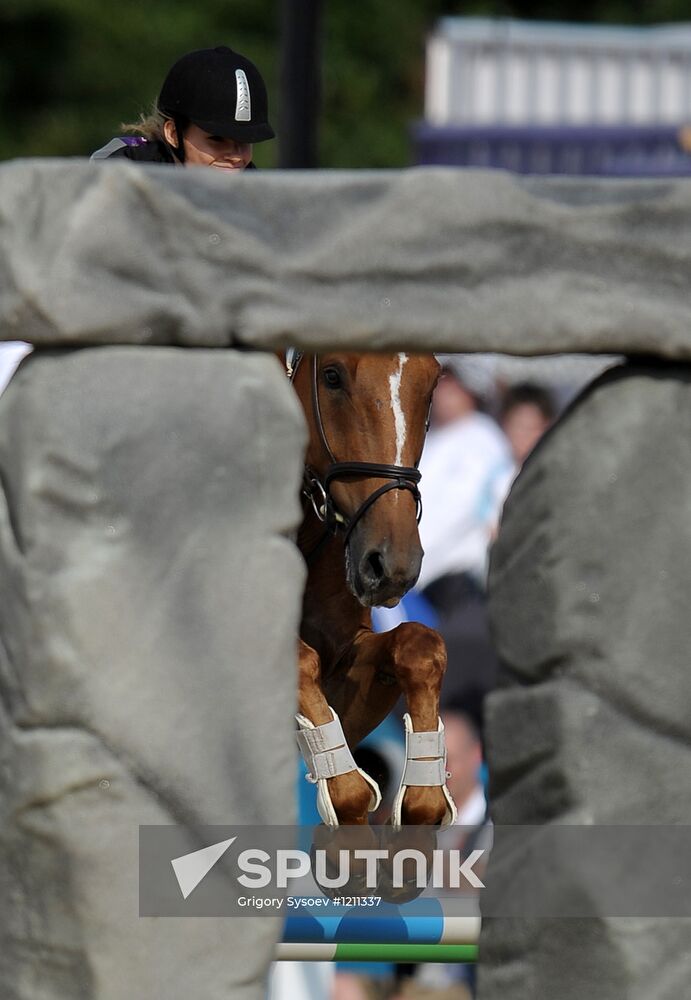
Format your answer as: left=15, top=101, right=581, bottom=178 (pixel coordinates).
left=389, top=353, right=408, bottom=466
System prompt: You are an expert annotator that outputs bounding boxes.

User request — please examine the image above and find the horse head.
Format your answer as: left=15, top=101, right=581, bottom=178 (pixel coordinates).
left=290, top=351, right=439, bottom=608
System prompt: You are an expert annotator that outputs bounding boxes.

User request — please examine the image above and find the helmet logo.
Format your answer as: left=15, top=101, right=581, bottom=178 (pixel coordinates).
left=235, top=69, right=251, bottom=122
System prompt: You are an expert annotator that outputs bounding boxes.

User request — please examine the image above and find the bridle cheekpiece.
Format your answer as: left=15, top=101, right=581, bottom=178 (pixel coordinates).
left=287, top=350, right=423, bottom=551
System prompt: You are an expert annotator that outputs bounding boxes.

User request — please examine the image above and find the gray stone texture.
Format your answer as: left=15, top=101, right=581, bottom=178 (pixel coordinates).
left=3, top=160, right=691, bottom=357
left=479, top=360, right=691, bottom=1000
left=2, top=159, right=691, bottom=997
left=0, top=346, right=306, bottom=1000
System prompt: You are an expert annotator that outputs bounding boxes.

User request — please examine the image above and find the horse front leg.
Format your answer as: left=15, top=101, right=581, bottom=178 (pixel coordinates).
left=339, top=624, right=457, bottom=829
left=296, top=639, right=381, bottom=825
left=388, top=622, right=457, bottom=828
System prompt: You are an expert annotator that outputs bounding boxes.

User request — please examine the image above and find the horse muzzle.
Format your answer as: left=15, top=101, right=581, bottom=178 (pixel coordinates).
left=348, top=533, right=424, bottom=608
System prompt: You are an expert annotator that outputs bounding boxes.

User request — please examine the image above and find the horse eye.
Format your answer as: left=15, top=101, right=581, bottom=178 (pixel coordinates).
left=323, top=367, right=342, bottom=389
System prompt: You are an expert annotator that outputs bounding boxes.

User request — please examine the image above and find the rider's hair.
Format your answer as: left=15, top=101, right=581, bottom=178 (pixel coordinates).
left=120, top=103, right=175, bottom=142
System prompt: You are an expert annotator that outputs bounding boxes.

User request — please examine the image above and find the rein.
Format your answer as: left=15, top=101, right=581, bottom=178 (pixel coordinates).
left=287, top=350, right=423, bottom=553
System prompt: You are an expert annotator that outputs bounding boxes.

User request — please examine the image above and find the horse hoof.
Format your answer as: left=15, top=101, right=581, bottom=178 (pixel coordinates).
left=376, top=825, right=439, bottom=903
left=310, top=824, right=379, bottom=898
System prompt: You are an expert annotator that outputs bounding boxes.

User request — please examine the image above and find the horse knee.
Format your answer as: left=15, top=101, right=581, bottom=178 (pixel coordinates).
left=390, top=622, right=447, bottom=689
left=298, top=640, right=321, bottom=690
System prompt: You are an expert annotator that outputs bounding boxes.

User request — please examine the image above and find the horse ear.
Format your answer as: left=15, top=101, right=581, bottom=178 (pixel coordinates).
left=284, top=348, right=304, bottom=382
left=276, top=350, right=294, bottom=378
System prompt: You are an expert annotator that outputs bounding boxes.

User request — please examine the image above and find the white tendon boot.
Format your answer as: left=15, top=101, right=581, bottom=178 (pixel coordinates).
left=296, top=708, right=381, bottom=827
left=391, top=713, right=458, bottom=830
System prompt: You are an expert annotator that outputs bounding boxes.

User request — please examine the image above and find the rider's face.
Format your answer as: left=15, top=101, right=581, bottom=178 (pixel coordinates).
left=164, top=120, right=252, bottom=171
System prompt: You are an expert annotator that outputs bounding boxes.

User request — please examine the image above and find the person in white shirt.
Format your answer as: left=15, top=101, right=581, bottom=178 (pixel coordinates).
left=416, top=355, right=512, bottom=721
left=442, top=709, right=488, bottom=829
left=417, top=355, right=511, bottom=591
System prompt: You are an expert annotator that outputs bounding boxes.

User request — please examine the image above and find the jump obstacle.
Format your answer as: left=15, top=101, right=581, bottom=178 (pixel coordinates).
left=275, top=906, right=480, bottom=962
left=275, top=943, right=478, bottom=963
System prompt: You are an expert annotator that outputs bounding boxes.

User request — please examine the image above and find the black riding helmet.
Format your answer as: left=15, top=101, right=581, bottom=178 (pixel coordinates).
left=158, top=45, right=275, bottom=160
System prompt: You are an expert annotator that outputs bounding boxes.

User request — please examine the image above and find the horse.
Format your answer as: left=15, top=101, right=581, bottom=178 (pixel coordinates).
left=287, top=350, right=457, bottom=831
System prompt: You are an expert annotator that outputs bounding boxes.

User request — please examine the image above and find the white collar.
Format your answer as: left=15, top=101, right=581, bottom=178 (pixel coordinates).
left=455, top=784, right=487, bottom=827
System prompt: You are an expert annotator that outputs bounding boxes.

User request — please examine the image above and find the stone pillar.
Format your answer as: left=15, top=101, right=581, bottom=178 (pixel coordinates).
left=0, top=346, right=305, bottom=1000
left=479, top=360, right=691, bottom=1000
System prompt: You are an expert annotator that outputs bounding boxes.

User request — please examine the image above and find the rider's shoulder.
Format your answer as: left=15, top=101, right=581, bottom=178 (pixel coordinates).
left=90, top=136, right=174, bottom=164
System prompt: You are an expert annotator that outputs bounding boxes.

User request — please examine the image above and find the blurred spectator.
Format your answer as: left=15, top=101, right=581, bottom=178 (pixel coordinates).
left=417, top=355, right=511, bottom=592
left=499, top=381, right=556, bottom=466
left=334, top=967, right=395, bottom=1000
left=416, top=355, right=512, bottom=727
left=441, top=709, right=487, bottom=830
left=487, top=381, right=558, bottom=536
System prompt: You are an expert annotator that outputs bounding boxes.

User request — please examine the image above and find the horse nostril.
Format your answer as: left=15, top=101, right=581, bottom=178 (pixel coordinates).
left=366, top=550, right=385, bottom=582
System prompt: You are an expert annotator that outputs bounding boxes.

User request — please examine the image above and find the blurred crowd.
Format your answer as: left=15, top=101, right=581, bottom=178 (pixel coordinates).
left=321, top=353, right=614, bottom=1000
left=411, top=354, right=557, bottom=733
left=373, top=353, right=562, bottom=736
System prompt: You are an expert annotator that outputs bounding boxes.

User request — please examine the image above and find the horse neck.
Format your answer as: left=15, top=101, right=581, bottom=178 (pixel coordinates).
left=298, top=505, right=371, bottom=673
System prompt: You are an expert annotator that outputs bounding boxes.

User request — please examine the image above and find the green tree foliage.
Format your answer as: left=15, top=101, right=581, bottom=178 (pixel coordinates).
left=2, top=1, right=691, bottom=167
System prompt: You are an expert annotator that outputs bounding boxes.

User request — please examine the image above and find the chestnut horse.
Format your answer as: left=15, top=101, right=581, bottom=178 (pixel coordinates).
left=288, top=351, right=457, bottom=830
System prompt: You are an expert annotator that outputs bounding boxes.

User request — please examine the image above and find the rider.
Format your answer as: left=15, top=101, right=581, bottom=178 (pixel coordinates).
left=91, top=45, right=275, bottom=170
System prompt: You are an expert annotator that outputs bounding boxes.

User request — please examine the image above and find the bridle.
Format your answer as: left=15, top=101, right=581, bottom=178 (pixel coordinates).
left=287, top=350, right=425, bottom=552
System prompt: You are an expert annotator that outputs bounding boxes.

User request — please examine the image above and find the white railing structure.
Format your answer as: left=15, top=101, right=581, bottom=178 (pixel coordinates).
left=426, top=17, right=691, bottom=126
